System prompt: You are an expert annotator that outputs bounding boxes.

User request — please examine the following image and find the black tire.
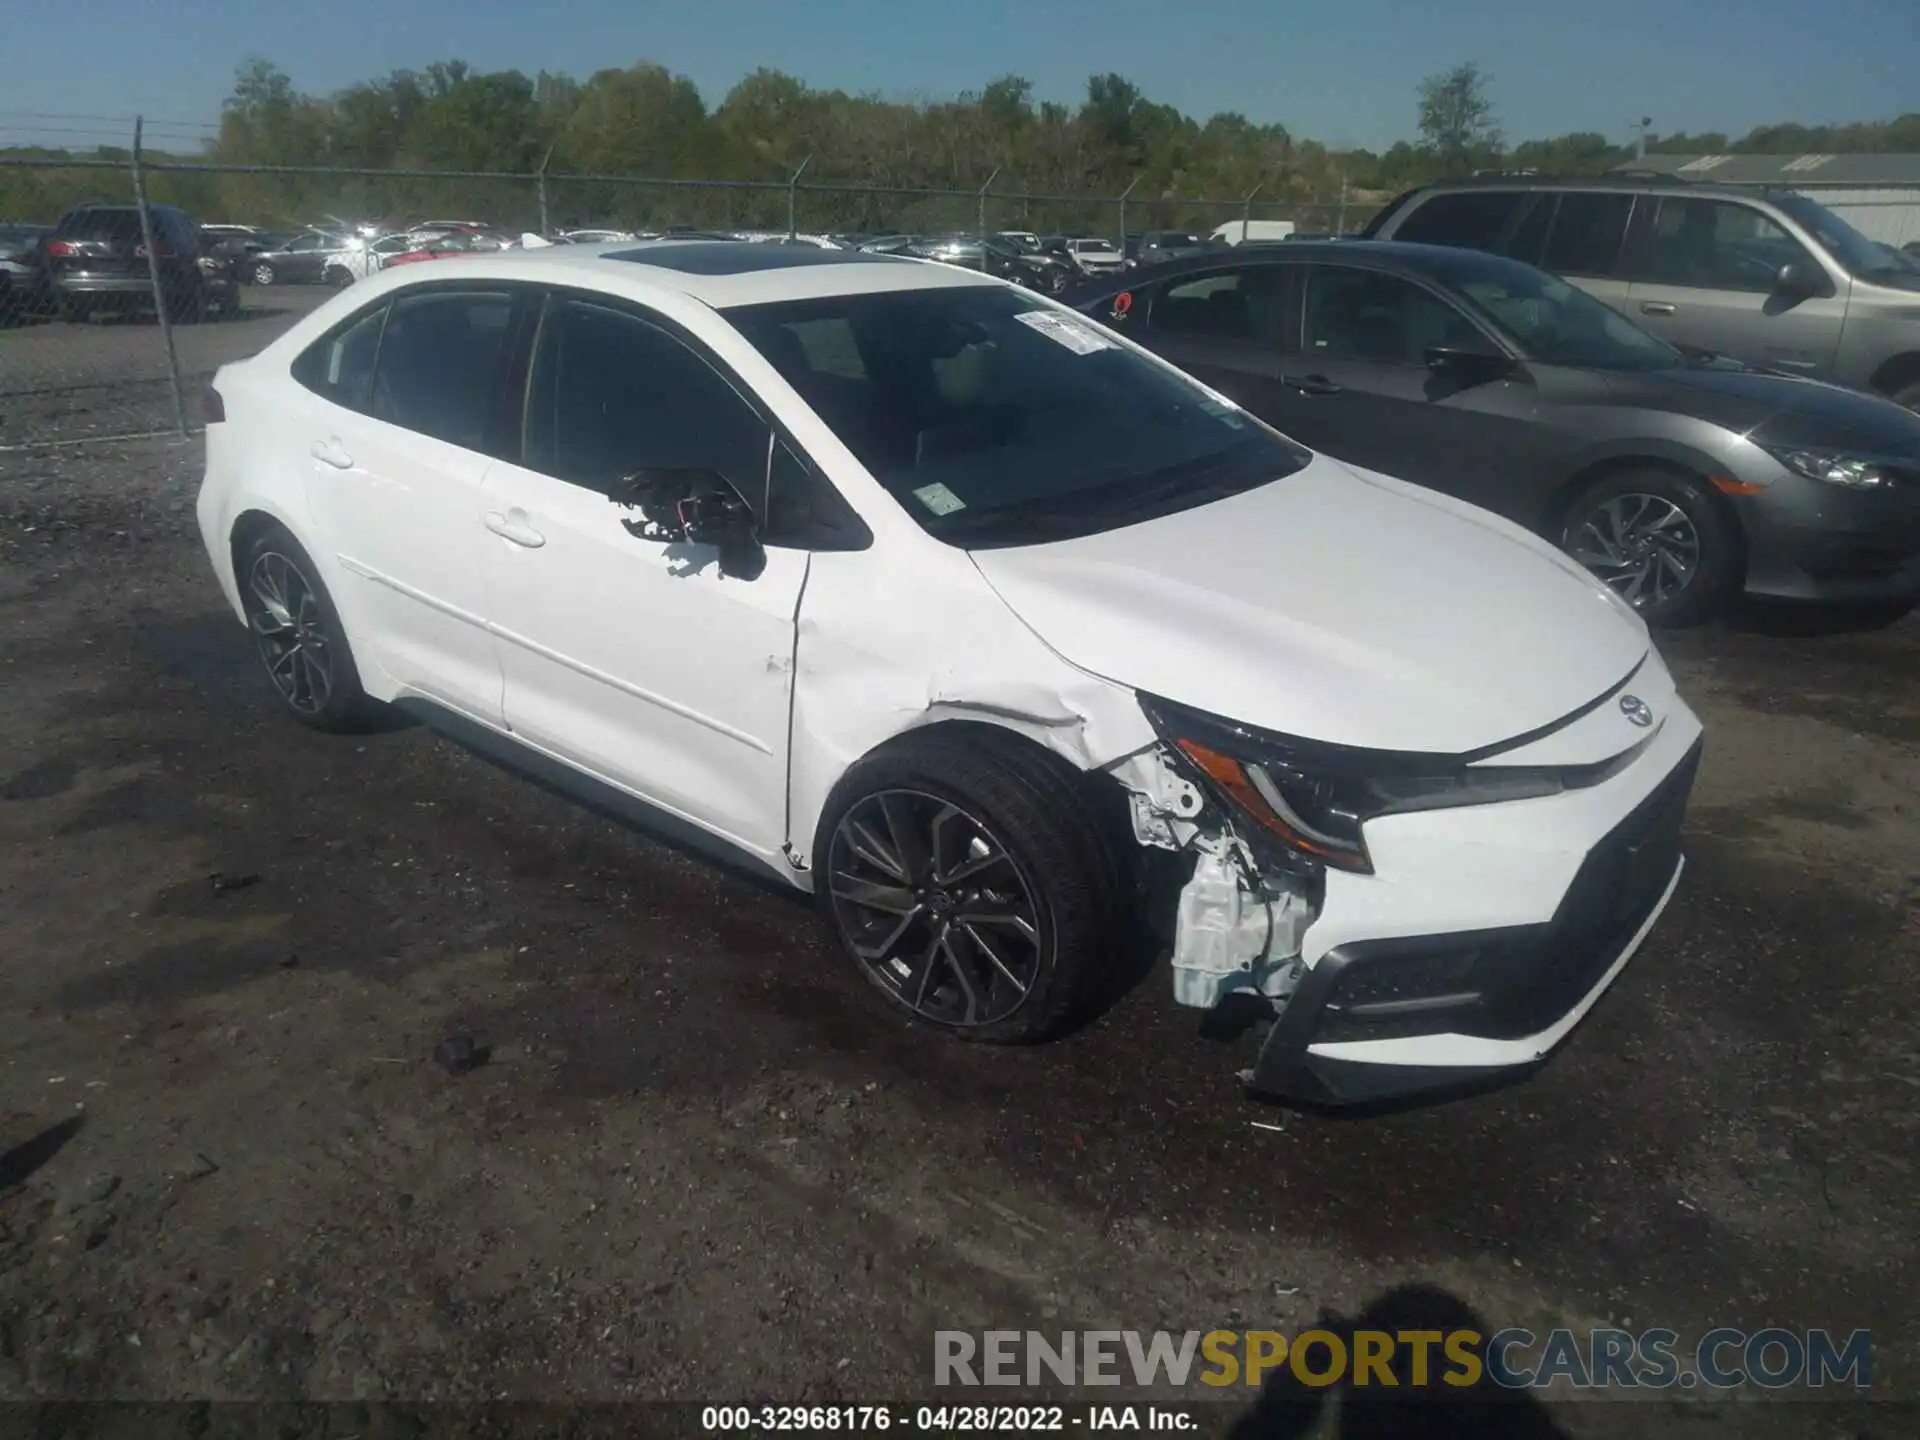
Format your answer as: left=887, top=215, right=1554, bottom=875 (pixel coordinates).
left=1889, top=376, right=1920, bottom=413
left=324, top=265, right=353, bottom=289
left=815, top=727, right=1123, bottom=1044
left=237, top=525, right=378, bottom=733
left=59, top=298, right=91, bottom=325
left=250, top=261, right=275, bottom=287
left=1558, top=467, right=1740, bottom=628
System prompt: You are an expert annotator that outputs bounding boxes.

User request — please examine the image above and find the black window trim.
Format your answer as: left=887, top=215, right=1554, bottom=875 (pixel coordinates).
left=521, top=284, right=871, bottom=553
left=1295, top=259, right=1516, bottom=366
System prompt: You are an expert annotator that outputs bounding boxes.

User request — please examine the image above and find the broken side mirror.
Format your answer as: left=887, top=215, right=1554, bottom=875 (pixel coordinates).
left=613, top=468, right=767, bottom=581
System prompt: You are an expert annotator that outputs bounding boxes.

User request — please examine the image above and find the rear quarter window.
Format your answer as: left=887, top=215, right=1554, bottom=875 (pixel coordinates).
left=291, top=303, right=387, bottom=413
left=1390, top=191, right=1527, bottom=252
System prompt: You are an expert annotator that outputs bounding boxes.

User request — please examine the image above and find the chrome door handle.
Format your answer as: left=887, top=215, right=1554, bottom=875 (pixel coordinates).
left=310, top=438, right=353, bottom=469
left=1639, top=302, right=1677, bottom=317
left=484, top=509, right=546, bottom=549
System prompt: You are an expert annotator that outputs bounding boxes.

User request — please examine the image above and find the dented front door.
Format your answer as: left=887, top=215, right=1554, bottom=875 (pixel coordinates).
left=477, top=454, right=808, bottom=863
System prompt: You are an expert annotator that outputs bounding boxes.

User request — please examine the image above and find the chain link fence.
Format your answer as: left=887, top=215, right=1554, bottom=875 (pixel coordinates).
left=1, top=141, right=1375, bottom=452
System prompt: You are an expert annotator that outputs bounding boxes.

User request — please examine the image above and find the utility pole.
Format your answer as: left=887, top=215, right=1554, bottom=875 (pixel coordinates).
left=1634, top=117, right=1652, bottom=162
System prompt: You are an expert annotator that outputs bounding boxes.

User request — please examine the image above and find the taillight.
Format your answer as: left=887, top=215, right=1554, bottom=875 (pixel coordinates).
left=200, top=386, right=226, bottom=425
left=45, top=240, right=75, bottom=258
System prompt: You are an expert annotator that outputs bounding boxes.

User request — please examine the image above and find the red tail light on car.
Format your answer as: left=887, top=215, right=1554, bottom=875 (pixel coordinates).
left=200, top=386, right=226, bottom=425
left=45, top=240, right=75, bottom=258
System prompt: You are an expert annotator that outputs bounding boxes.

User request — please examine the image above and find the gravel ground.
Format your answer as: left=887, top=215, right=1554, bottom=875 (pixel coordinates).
left=0, top=364, right=1916, bottom=1435
left=0, top=288, right=326, bottom=447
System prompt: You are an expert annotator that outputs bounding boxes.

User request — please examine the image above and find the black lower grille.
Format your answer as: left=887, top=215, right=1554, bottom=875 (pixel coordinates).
left=1309, top=737, right=1701, bottom=1046
left=1477, top=738, right=1699, bottom=1039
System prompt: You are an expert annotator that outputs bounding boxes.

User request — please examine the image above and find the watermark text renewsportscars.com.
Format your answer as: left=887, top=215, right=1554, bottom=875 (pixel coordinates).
left=934, top=1327, right=1871, bottom=1392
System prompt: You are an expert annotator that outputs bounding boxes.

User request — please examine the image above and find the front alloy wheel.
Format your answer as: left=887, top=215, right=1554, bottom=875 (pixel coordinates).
left=828, top=789, right=1042, bottom=1029
left=1559, top=468, right=1737, bottom=627
left=246, top=550, right=334, bottom=715
left=1566, top=492, right=1700, bottom=611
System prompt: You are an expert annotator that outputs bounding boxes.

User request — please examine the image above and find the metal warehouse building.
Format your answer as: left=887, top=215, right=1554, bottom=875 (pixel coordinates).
left=1613, top=153, right=1920, bottom=248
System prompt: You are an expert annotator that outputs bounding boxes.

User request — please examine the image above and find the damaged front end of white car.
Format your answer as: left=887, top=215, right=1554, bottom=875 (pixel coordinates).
left=1096, top=680, right=1701, bottom=1108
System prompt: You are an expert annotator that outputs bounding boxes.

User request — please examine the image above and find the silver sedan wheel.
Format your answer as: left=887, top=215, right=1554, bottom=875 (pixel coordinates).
left=827, top=789, right=1043, bottom=1029
left=1566, top=493, right=1701, bottom=610
left=245, top=550, right=334, bottom=715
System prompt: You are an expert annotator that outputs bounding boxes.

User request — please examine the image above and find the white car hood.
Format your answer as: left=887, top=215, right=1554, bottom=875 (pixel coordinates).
left=968, top=456, right=1650, bottom=755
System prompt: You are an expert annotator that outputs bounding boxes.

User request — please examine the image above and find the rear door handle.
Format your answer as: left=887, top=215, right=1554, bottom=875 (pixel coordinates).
left=1283, top=373, right=1342, bottom=396
left=484, top=509, right=546, bottom=549
left=310, top=438, right=353, bottom=469
left=1639, top=302, right=1677, bottom=317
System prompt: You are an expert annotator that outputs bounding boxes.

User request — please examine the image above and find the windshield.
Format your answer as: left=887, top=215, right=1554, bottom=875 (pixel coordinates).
left=1773, top=194, right=1905, bottom=280
left=727, top=284, right=1310, bottom=547
left=1419, top=250, right=1683, bottom=372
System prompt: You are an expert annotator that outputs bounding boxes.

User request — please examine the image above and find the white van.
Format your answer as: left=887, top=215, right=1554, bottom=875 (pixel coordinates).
left=1210, top=219, right=1296, bottom=245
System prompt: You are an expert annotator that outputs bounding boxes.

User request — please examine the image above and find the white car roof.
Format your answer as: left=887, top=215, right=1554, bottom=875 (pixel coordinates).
left=344, top=239, right=1001, bottom=310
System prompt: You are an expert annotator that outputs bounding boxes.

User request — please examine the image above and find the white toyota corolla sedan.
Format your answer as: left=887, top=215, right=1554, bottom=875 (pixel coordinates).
left=195, top=241, right=1703, bottom=1106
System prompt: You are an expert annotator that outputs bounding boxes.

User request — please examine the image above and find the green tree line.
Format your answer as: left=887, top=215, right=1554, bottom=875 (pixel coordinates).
left=4, top=58, right=1917, bottom=236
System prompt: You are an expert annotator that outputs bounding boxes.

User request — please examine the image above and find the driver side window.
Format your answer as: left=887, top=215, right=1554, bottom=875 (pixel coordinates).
left=522, top=298, right=813, bottom=546
left=1639, top=199, right=1813, bottom=292
left=1301, top=267, right=1486, bottom=365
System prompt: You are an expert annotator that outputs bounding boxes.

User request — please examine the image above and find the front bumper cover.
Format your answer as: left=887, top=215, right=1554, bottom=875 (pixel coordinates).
left=1247, top=736, right=1700, bottom=1106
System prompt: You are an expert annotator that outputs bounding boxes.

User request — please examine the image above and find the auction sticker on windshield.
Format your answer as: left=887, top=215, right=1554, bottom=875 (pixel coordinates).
left=1014, top=309, right=1115, bottom=355
left=913, top=482, right=967, bottom=515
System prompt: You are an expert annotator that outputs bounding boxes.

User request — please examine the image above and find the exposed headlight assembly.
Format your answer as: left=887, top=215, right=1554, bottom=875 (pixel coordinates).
left=1764, top=446, right=1899, bottom=491
left=1139, top=694, right=1618, bottom=876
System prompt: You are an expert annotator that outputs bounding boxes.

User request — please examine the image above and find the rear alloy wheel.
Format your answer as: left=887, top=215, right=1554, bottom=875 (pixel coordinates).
left=239, top=527, right=375, bottom=732
left=251, top=261, right=275, bottom=286
left=819, top=729, right=1122, bottom=1044
left=1561, top=468, right=1738, bottom=628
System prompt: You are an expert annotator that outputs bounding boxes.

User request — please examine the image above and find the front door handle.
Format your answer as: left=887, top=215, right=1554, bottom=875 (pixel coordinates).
left=1639, top=301, right=1677, bottom=317
left=310, top=438, right=353, bottom=469
left=484, top=509, right=546, bottom=549
left=1283, top=373, right=1342, bottom=396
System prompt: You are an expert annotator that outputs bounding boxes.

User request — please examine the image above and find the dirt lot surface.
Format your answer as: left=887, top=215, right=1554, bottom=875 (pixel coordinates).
left=1, top=306, right=1917, bottom=1436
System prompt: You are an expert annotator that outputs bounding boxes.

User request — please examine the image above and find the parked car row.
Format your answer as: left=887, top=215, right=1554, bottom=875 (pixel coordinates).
left=1061, top=221, right=1920, bottom=625
left=1, top=204, right=248, bottom=323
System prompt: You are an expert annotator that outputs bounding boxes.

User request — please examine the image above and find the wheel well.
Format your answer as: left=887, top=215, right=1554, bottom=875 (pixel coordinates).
left=1867, top=351, right=1920, bottom=401
left=1543, top=454, right=1749, bottom=575
left=228, top=509, right=285, bottom=580
left=826, top=717, right=1139, bottom=876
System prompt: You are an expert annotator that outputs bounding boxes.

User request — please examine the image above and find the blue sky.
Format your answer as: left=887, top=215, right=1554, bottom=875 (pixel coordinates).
left=2, top=0, right=1915, bottom=153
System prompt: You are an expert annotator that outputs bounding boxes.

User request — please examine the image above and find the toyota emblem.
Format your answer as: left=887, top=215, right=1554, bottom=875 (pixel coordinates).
left=1619, top=694, right=1654, bottom=729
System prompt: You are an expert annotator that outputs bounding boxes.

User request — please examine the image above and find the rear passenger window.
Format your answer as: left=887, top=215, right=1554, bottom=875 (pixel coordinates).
left=369, top=290, right=516, bottom=450
left=1148, top=268, right=1286, bottom=342
left=1391, top=191, right=1525, bottom=252
left=291, top=304, right=386, bottom=412
left=1541, top=193, right=1634, bottom=277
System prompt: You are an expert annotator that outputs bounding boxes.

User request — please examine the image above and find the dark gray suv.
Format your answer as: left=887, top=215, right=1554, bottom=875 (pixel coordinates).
left=1362, top=177, right=1920, bottom=410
